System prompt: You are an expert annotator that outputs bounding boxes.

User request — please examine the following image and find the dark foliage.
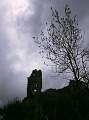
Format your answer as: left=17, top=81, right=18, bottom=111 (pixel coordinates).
left=1, top=81, right=89, bottom=120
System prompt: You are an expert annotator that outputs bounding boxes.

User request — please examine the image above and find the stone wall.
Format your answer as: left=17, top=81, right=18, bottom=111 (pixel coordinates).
left=27, top=69, right=42, bottom=98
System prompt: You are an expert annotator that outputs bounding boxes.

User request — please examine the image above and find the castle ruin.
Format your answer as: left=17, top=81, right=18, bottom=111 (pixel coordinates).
left=27, top=69, right=42, bottom=98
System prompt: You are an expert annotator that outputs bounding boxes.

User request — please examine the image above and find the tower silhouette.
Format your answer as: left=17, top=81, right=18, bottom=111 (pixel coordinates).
left=27, top=69, right=42, bottom=98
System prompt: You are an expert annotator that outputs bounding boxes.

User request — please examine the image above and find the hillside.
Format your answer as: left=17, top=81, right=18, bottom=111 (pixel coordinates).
left=0, top=80, right=89, bottom=120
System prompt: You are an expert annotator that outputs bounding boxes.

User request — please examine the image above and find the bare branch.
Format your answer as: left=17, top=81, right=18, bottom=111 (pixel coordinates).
left=34, top=5, right=89, bottom=88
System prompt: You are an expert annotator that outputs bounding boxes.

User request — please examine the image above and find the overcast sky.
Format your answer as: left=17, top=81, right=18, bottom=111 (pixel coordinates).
left=0, top=0, right=89, bottom=105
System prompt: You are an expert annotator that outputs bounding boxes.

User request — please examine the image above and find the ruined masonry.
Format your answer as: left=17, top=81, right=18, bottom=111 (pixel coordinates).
left=27, top=69, right=42, bottom=98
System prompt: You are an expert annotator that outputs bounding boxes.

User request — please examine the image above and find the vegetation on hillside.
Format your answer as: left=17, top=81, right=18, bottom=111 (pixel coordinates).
left=0, top=81, right=89, bottom=120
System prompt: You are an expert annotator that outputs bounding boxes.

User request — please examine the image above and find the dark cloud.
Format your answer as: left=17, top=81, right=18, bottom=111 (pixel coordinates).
left=17, top=0, right=89, bottom=35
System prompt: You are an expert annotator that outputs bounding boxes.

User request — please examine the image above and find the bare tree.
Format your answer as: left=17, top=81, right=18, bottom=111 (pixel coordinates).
left=34, top=5, right=89, bottom=87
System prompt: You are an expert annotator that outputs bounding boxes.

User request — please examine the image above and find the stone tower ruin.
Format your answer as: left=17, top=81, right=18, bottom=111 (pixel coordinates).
left=27, top=69, right=42, bottom=98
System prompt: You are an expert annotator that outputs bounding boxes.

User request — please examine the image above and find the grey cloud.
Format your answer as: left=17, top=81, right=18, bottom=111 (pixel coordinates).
left=16, top=0, right=51, bottom=35
left=0, top=3, right=27, bottom=105
left=42, top=69, right=69, bottom=90
left=17, top=0, right=89, bottom=36
left=15, top=0, right=89, bottom=91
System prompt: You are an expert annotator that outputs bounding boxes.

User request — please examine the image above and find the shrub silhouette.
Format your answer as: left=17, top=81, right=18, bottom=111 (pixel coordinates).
left=1, top=81, right=89, bottom=120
